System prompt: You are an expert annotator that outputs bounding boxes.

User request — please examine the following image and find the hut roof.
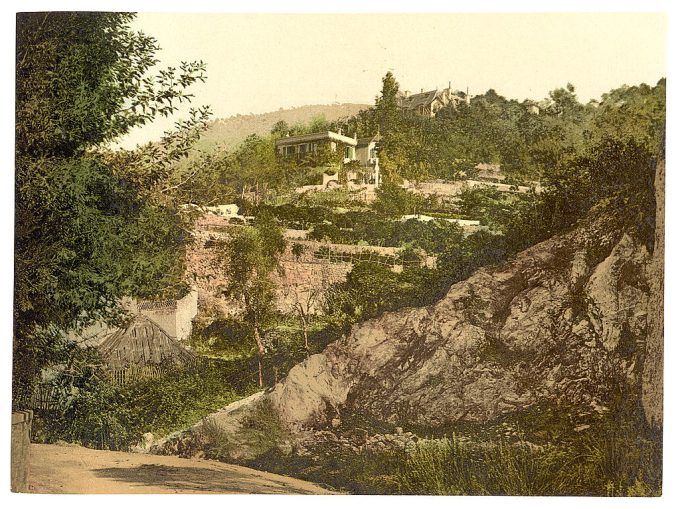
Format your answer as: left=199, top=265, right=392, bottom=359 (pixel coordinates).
left=98, top=315, right=196, bottom=369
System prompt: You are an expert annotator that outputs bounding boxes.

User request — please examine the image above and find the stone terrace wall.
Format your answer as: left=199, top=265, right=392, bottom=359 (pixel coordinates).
left=274, top=243, right=353, bottom=315
left=187, top=216, right=427, bottom=317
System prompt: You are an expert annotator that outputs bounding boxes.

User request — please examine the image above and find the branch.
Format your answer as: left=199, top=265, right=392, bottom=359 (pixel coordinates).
left=159, top=166, right=201, bottom=194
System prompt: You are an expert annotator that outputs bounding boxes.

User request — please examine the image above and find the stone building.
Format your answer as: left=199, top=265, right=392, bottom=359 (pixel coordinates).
left=68, top=291, right=198, bottom=346
left=353, top=134, right=382, bottom=186
left=136, top=290, right=198, bottom=343
left=523, top=99, right=541, bottom=115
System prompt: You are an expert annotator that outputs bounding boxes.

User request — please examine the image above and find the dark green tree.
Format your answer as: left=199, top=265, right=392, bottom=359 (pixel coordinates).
left=14, top=12, right=208, bottom=402
left=220, top=215, right=286, bottom=387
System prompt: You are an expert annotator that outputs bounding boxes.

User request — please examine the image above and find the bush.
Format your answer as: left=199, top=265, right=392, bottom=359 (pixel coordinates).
left=189, top=317, right=252, bottom=358
left=200, top=398, right=289, bottom=461
left=34, top=360, right=258, bottom=450
left=396, top=419, right=661, bottom=496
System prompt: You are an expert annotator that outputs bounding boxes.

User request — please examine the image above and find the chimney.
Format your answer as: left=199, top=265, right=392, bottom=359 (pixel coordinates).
left=448, top=81, right=451, bottom=89
left=421, top=88, right=424, bottom=93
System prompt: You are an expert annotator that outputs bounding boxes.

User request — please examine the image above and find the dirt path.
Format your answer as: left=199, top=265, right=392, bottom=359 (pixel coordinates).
left=26, top=443, right=334, bottom=494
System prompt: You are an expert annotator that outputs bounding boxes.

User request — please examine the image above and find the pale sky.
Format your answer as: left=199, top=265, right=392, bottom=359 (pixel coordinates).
left=118, top=12, right=667, bottom=148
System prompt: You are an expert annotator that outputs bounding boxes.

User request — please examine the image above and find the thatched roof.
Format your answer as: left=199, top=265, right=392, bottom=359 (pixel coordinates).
left=98, top=315, right=197, bottom=369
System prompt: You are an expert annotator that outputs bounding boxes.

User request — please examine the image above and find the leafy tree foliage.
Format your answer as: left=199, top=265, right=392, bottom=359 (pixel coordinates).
left=15, top=12, right=207, bottom=401
left=219, top=215, right=286, bottom=387
left=373, top=182, right=426, bottom=217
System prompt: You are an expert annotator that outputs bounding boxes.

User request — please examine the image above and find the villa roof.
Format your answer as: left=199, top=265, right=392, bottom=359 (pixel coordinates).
left=399, top=89, right=439, bottom=110
left=275, top=130, right=357, bottom=147
left=356, top=133, right=382, bottom=146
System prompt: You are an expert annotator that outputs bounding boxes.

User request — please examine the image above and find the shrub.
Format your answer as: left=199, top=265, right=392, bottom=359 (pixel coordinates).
left=34, top=361, right=258, bottom=450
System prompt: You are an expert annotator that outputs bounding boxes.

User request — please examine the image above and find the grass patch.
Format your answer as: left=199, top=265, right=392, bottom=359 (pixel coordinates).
left=237, top=402, right=661, bottom=496
left=200, top=398, right=290, bottom=461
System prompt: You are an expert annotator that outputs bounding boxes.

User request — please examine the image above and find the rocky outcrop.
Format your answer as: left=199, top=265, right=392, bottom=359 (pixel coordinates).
left=161, top=212, right=656, bottom=460
left=642, top=155, right=664, bottom=430
left=265, top=217, right=650, bottom=430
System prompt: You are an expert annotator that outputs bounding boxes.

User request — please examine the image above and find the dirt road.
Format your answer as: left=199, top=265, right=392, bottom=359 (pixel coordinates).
left=26, top=443, right=334, bottom=494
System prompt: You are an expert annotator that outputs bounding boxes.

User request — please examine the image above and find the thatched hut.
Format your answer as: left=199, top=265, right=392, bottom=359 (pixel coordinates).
left=98, top=315, right=197, bottom=369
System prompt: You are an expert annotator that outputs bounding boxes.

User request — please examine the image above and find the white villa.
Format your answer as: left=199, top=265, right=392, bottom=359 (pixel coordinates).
left=275, top=130, right=381, bottom=187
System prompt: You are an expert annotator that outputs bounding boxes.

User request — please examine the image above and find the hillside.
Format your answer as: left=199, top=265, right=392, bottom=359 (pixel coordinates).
left=192, top=103, right=369, bottom=153
left=155, top=206, right=653, bottom=452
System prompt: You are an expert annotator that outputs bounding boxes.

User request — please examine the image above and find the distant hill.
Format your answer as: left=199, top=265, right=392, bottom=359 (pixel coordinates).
left=193, top=103, right=370, bottom=154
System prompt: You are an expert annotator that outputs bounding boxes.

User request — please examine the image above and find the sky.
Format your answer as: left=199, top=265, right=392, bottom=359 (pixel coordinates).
left=117, top=12, right=667, bottom=148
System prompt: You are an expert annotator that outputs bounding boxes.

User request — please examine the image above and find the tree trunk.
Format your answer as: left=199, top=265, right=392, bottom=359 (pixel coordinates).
left=297, top=303, right=310, bottom=355
left=254, top=326, right=266, bottom=388
left=302, top=316, right=309, bottom=354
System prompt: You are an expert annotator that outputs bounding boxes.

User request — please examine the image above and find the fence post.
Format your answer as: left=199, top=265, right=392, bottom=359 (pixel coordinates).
left=11, top=410, right=33, bottom=492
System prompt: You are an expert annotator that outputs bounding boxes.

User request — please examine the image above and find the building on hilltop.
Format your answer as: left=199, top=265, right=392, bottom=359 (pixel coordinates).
left=523, top=99, right=541, bottom=115
left=275, top=130, right=358, bottom=162
left=276, top=130, right=381, bottom=187
left=398, top=83, right=469, bottom=117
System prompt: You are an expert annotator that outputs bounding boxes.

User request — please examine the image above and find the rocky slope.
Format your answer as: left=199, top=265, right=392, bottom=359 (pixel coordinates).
left=642, top=154, right=664, bottom=430
left=156, top=209, right=656, bottom=460
left=266, top=216, right=649, bottom=430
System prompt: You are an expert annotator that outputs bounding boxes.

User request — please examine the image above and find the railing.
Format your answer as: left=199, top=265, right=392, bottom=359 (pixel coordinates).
left=312, top=246, right=424, bottom=267
left=106, top=357, right=210, bottom=385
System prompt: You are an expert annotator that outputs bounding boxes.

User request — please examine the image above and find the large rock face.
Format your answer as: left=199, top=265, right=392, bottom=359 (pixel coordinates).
left=159, top=213, right=659, bottom=461
left=266, top=216, right=650, bottom=430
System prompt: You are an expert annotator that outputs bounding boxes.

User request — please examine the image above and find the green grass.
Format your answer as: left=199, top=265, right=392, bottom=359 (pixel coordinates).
left=397, top=422, right=661, bottom=496
left=236, top=402, right=661, bottom=496
left=199, top=398, right=290, bottom=461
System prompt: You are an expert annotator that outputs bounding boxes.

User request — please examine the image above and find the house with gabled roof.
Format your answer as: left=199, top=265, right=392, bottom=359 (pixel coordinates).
left=398, top=83, right=469, bottom=117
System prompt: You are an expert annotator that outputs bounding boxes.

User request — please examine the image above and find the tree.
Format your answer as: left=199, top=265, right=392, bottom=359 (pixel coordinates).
left=373, top=182, right=425, bottom=217
left=14, top=12, right=208, bottom=402
left=270, top=120, right=290, bottom=136
left=375, top=71, right=401, bottom=132
left=220, top=216, right=286, bottom=387
left=223, top=134, right=281, bottom=203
